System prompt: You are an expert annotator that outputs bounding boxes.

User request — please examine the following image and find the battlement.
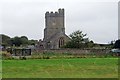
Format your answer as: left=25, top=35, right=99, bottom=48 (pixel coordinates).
left=45, top=8, right=64, bottom=17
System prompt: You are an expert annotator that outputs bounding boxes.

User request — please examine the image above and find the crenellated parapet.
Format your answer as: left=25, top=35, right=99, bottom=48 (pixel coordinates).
left=45, top=8, right=64, bottom=17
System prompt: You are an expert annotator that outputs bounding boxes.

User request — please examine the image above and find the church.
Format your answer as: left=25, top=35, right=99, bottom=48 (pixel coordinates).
left=38, top=8, right=70, bottom=49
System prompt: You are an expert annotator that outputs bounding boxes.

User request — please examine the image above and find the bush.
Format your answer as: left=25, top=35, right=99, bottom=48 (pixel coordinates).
left=43, top=56, right=50, bottom=59
left=2, top=52, right=13, bottom=60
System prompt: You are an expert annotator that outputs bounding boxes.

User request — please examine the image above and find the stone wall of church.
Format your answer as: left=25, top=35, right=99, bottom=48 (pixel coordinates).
left=41, top=8, right=70, bottom=49
left=44, top=8, right=65, bottom=41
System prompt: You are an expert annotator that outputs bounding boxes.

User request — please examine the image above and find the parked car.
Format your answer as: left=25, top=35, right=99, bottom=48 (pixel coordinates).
left=111, top=49, right=120, bottom=56
left=111, top=49, right=120, bottom=53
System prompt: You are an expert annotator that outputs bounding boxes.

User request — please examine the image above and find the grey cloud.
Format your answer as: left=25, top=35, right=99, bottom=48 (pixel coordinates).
left=1, top=0, right=118, bottom=43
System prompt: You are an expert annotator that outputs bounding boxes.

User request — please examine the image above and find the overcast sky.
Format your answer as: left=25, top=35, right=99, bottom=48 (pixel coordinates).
left=0, top=0, right=119, bottom=44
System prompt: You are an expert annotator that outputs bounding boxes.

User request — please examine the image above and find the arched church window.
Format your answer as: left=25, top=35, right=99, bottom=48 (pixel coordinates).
left=59, top=37, right=64, bottom=48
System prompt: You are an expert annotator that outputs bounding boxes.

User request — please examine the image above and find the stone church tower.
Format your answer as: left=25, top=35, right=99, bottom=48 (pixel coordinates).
left=38, top=8, right=70, bottom=49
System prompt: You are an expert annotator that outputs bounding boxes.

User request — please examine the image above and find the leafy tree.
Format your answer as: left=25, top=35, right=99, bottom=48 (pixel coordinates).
left=113, top=39, right=120, bottom=48
left=11, top=36, right=22, bottom=47
left=65, top=30, right=93, bottom=48
left=85, top=40, right=94, bottom=48
left=20, top=36, right=29, bottom=46
left=21, top=36, right=28, bottom=40
left=28, top=39, right=38, bottom=45
left=10, top=36, right=38, bottom=47
left=0, top=34, right=38, bottom=47
left=0, top=34, right=11, bottom=47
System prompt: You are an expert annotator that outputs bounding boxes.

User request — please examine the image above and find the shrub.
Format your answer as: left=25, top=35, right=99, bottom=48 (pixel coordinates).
left=43, top=56, right=50, bottom=59
left=19, top=56, right=27, bottom=60
left=2, top=52, right=13, bottom=60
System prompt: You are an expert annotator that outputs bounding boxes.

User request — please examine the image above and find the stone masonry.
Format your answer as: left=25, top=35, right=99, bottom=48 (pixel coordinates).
left=38, top=8, right=70, bottom=49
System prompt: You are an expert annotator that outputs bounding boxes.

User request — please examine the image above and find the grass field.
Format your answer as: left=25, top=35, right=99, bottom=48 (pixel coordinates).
left=2, top=58, right=118, bottom=78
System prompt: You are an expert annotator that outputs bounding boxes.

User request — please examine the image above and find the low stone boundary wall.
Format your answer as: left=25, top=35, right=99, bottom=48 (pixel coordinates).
left=36, top=49, right=111, bottom=55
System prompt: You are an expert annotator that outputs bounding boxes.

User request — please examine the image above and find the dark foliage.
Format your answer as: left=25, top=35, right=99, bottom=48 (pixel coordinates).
left=64, top=30, right=94, bottom=48
left=113, top=39, right=120, bottom=48
left=0, top=34, right=38, bottom=47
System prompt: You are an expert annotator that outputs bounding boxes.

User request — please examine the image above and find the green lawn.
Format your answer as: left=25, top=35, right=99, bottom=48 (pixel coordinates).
left=2, top=58, right=118, bottom=78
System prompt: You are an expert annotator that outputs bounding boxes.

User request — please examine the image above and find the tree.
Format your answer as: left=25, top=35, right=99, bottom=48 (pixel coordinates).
left=20, top=36, right=29, bottom=46
left=0, top=34, right=39, bottom=47
left=11, top=36, right=22, bottom=47
left=28, top=39, right=38, bottom=45
left=113, top=39, right=120, bottom=48
left=0, top=34, right=11, bottom=47
left=65, top=30, right=92, bottom=48
left=86, top=40, right=94, bottom=48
